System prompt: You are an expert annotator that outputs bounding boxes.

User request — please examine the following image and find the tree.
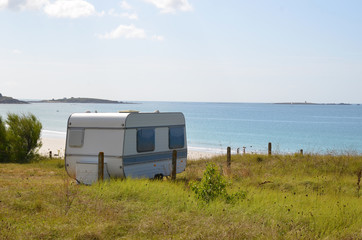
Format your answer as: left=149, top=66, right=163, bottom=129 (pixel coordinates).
left=6, top=113, right=42, bottom=163
left=0, top=116, right=8, bottom=162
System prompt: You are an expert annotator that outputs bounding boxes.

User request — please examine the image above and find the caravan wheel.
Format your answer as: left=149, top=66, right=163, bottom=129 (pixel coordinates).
left=154, top=174, right=163, bottom=180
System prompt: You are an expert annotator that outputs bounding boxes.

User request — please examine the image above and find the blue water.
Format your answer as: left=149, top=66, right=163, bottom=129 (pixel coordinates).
left=0, top=102, right=362, bottom=154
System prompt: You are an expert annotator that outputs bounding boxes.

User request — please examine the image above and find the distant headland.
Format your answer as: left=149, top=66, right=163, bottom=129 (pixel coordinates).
left=0, top=93, right=28, bottom=104
left=274, top=101, right=352, bottom=105
left=31, top=97, right=130, bottom=104
left=0, top=94, right=132, bottom=104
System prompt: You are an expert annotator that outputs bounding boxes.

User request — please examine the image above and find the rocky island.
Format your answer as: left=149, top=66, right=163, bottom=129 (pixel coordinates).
left=33, top=97, right=129, bottom=104
left=0, top=93, right=28, bottom=104
left=275, top=101, right=352, bottom=105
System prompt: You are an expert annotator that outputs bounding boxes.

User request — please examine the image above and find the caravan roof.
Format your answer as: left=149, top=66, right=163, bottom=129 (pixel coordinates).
left=68, top=112, right=185, bottom=129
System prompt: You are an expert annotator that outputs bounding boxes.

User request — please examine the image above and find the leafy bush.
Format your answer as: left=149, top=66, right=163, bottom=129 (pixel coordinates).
left=5, top=113, right=42, bottom=163
left=190, top=163, right=247, bottom=203
left=190, top=163, right=228, bottom=203
left=0, top=116, right=8, bottom=162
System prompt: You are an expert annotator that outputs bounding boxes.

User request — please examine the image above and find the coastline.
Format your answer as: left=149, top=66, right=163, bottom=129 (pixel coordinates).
left=3, top=102, right=362, bottom=155
left=39, top=137, right=220, bottom=160
left=39, top=137, right=66, bottom=158
left=38, top=135, right=360, bottom=158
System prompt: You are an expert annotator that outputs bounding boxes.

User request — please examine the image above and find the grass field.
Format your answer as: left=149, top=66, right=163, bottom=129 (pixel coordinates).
left=0, top=153, right=361, bottom=239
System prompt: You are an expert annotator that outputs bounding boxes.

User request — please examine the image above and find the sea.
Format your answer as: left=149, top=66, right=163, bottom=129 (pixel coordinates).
left=1, top=101, right=362, bottom=155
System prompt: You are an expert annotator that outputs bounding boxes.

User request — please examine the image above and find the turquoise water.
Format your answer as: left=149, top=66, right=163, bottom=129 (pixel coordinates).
left=0, top=102, right=361, bottom=154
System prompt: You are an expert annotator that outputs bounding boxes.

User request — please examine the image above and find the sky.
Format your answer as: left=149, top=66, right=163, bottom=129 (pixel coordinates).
left=0, top=0, right=362, bottom=103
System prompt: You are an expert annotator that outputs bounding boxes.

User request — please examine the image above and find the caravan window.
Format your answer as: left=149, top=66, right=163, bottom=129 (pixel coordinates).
left=137, top=128, right=155, bottom=152
left=68, top=128, right=84, bottom=147
left=169, top=126, right=185, bottom=149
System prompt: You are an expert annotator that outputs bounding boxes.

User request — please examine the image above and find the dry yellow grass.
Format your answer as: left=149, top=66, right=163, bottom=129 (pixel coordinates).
left=0, top=154, right=361, bottom=239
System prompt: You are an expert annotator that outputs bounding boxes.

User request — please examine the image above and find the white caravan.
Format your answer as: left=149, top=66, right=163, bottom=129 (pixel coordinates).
left=65, top=112, right=187, bottom=184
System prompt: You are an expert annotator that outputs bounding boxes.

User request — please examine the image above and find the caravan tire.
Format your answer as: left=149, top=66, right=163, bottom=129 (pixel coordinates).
left=154, top=174, right=163, bottom=180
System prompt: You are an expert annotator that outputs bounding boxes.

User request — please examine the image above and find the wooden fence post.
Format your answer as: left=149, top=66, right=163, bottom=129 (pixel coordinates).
left=171, top=150, right=177, bottom=181
left=357, top=169, right=361, bottom=198
left=98, top=152, right=104, bottom=181
left=227, top=147, right=231, bottom=168
left=268, top=142, right=272, bottom=156
left=49, top=151, right=52, bottom=159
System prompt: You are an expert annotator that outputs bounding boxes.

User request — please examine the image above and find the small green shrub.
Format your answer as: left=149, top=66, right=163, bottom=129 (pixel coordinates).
left=225, top=190, right=247, bottom=204
left=190, top=163, right=228, bottom=203
left=190, top=163, right=247, bottom=203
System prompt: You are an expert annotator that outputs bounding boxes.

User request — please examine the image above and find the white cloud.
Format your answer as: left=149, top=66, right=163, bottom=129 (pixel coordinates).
left=108, top=8, right=115, bottom=14
left=44, top=0, right=96, bottom=18
left=20, top=0, right=49, bottom=11
left=1, top=0, right=49, bottom=11
left=0, top=0, right=8, bottom=9
left=1, top=0, right=98, bottom=18
left=120, top=12, right=137, bottom=19
left=108, top=9, right=138, bottom=19
left=98, top=24, right=146, bottom=39
left=120, top=0, right=131, bottom=10
left=12, top=49, right=22, bottom=54
left=152, top=35, right=164, bottom=41
left=98, top=25, right=164, bottom=41
left=144, top=0, right=192, bottom=13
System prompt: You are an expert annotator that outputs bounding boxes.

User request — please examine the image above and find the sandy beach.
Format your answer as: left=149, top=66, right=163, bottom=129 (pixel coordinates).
left=39, top=138, right=66, bottom=158
left=39, top=137, right=220, bottom=160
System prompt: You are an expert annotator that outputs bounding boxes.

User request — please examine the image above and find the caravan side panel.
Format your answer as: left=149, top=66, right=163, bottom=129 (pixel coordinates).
left=122, top=113, right=187, bottom=178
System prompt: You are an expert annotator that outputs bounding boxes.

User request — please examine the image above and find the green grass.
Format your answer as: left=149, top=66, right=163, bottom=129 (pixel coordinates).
left=0, top=154, right=361, bottom=239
